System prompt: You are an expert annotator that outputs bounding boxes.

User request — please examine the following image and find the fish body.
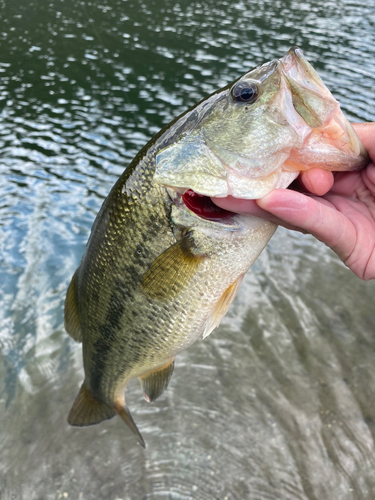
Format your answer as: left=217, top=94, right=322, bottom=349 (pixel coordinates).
left=65, top=48, right=368, bottom=446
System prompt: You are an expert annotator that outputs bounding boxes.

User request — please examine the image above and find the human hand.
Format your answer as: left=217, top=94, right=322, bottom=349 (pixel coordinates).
left=212, top=122, right=375, bottom=280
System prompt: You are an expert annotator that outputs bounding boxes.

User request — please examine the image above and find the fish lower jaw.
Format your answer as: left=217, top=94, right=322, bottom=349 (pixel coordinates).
left=165, top=167, right=299, bottom=204
left=161, top=163, right=301, bottom=207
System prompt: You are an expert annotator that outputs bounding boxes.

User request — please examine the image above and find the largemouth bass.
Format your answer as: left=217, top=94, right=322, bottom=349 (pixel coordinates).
left=64, top=48, right=368, bottom=447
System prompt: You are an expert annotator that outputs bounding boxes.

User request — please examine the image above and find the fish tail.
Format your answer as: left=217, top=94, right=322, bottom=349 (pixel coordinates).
left=115, top=404, right=146, bottom=448
left=67, top=383, right=116, bottom=426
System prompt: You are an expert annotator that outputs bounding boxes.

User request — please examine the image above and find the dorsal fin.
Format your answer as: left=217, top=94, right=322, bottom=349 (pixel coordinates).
left=140, top=232, right=206, bottom=301
left=67, top=383, right=116, bottom=426
left=138, top=358, right=175, bottom=403
left=64, top=270, right=82, bottom=342
left=202, top=275, right=244, bottom=339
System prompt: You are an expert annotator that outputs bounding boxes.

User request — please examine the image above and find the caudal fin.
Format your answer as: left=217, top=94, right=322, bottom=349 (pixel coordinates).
left=115, top=404, right=146, bottom=448
left=68, top=383, right=146, bottom=448
left=68, top=384, right=116, bottom=426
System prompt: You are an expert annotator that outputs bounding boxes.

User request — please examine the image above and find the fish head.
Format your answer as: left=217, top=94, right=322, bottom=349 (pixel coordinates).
left=153, top=47, right=368, bottom=199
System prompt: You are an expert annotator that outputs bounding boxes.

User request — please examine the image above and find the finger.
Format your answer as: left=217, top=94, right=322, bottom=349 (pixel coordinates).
left=363, top=162, right=375, bottom=193
left=352, top=122, right=375, bottom=161
left=298, top=169, right=334, bottom=196
left=328, top=164, right=375, bottom=198
left=257, top=189, right=356, bottom=260
left=323, top=193, right=375, bottom=279
left=327, top=171, right=363, bottom=197
left=212, top=196, right=278, bottom=220
left=211, top=195, right=306, bottom=230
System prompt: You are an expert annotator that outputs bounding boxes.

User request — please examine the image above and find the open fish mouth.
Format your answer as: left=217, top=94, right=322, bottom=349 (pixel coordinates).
left=181, top=189, right=235, bottom=221
left=153, top=48, right=368, bottom=200
left=167, top=186, right=237, bottom=224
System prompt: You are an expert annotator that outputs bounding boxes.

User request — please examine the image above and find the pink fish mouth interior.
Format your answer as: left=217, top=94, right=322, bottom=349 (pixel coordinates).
left=182, top=189, right=234, bottom=221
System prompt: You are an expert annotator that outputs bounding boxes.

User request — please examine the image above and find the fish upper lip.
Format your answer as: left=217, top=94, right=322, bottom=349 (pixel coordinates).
left=279, top=46, right=304, bottom=70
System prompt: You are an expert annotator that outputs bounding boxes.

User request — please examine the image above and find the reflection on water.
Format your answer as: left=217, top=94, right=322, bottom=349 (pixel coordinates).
left=1, top=0, right=375, bottom=498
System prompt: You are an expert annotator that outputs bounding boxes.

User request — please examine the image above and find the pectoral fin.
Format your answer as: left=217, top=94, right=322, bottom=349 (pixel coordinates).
left=67, top=383, right=116, bottom=426
left=203, top=275, right=244, bottom=339
left=141, top=232, right=206, bottom=301
left=138, top=358, right=175, bottom=403
left=64, top=270, right=82, bottom=342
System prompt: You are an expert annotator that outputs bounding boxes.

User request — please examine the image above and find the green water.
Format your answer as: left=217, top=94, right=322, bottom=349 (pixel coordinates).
left=1, top=0, right=375, bottom=498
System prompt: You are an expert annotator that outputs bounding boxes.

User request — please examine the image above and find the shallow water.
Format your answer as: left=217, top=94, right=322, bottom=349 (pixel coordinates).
left=1, top=0, right=375, bottom=498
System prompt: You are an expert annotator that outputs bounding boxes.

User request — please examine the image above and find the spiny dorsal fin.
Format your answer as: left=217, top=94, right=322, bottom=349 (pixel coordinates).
left=202, top=275, right=244, bottom=339
left=64, top=270, right=82, bottom=342
left=140, top=232, right=206, bottom=301
left=115, top=404, right=146, bottom=448
left=67, top=384, right=116, bottom=426
left=138, top=358, right=175, bottom=403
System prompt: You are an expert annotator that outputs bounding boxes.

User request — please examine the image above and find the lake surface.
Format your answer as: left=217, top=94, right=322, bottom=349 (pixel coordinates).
left=1, top=0, right=375, bottom=498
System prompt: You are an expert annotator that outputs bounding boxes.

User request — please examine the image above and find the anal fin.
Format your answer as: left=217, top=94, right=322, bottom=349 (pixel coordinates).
left=138, top=358, right=175, bottom=403
left=203, top=275, right=244, bottom=339
left=67, top=383, right=116, bottom=426
left=64, top=269, right=82, bottom=342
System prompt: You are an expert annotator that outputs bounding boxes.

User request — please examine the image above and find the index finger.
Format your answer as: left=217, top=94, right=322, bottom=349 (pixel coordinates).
left=297, top=169, right=334, bottom=196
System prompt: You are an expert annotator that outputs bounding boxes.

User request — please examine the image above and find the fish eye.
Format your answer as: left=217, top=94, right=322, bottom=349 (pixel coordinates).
left=231, top=81, right=259, bottom=103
